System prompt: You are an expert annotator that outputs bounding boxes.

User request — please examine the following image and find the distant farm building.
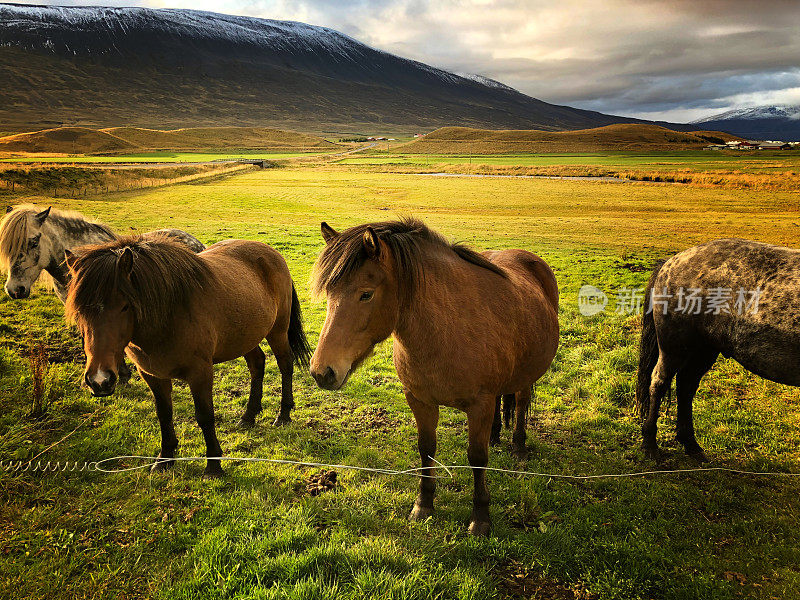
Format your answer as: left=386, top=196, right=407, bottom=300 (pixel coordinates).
left=758, top=141, right=792, bottom=150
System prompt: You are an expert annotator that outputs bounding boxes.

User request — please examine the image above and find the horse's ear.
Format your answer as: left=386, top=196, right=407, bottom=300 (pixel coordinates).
left=64, top=249, right=77, bottom=272
left=117, top=247, right=134, bottom=277
left=321, top=222, right=338, bottom=244
left=35, top=207, right=51, bottom=225
left=363, top=227, right=381, bottom=259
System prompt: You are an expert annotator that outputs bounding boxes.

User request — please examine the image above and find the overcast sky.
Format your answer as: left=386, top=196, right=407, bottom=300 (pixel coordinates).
left=17, top=0, right=800, bottom=122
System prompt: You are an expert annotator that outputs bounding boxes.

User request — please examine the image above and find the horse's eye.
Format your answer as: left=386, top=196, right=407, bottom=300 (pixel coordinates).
left=120, top=304, right=130, bottom=312
left=29, top=237, right=38, bottom=248
left=360, top=291, right=374, bottom=302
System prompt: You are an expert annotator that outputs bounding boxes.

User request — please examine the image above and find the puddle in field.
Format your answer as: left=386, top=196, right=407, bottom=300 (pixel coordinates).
left=416, top=172, right=625, bottom=182
left=414, top=172, right=689, bottom=185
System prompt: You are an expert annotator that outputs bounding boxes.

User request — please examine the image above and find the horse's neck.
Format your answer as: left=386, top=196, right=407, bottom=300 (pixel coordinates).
left=43, top=217, right=116, bottom=290
left=392, top=247, right=478, bottom=354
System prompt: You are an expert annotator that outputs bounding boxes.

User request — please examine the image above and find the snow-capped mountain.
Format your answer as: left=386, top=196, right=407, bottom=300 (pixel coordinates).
left=0, top=3, right=657, bottom=132
left=693, top=105, right=800, bottom=141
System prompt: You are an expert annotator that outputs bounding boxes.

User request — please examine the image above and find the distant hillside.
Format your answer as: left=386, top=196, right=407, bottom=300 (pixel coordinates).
left=0, top=4, right=694, bottom=134
left=0, top=127, right=137, bottom=154
left=692, top=106, right=800, bottom=141
left=401, top=124, right=742, bottom=154
left=0, top=126, right=338, bottom=154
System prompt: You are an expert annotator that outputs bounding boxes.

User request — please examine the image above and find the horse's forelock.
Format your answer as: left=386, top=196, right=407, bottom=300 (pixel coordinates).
left=0, top=206, right=33, bottom=270
left=66, top=235, right=211, bottom=334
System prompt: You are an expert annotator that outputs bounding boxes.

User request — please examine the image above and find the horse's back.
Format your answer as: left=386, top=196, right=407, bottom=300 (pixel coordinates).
left=654, top=238, right=800, bottom=385
left=482, top=249, right=559, bottom=309
left=195, top=239, right=294, bottom=363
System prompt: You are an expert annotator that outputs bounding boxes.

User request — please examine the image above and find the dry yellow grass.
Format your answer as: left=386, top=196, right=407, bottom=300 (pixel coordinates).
left=402, top=124, right=742, bottom=154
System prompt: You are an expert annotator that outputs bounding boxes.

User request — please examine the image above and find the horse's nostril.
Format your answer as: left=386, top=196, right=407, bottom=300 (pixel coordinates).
left=312, top=366, right=338, bottom=389
left=107, top=372, right=117, bottom=387
left=84, top=372, right=92, bottom=388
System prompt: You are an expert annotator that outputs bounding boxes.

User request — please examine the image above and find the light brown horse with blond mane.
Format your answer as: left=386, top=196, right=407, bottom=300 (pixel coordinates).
left=65, top=234, right=311, bottom=478
left=309, top=218, right=559, bottom=535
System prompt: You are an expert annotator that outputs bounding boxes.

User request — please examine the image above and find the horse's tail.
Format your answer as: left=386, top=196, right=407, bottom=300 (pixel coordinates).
left=288, top=283, right=312, bottom=370
left=636, top=259, right=666, bottom=421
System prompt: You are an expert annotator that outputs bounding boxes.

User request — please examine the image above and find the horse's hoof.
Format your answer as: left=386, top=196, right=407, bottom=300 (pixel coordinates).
left=202, top=466, right=225, bottom=480
left=489, top=435, right=501, bottom=446
left=687, top=448, right=709, bottom=463
left=150, top=458, right=174, bottom=473
left=237, top=418, right=255, bottom=430
left=468, top=520, right=491, bottom=537
left=512, top=447, right=529, bottom=461
left=409, top=503, right=433, bottom=522
left=272, top=414, right=292, bottom=427
left=641, top=442, right=661, bottom=462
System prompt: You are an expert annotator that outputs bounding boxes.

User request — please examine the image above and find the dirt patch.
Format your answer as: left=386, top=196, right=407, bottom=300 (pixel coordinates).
left=494, top=560, right=592, bottom=600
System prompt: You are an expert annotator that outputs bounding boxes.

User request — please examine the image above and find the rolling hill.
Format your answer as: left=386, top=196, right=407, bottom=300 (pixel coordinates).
left=400, top=124, right=742, bottom=154
left=0, top=126, right=339, bottom=154
left=0, top=4, right=691, bottom=134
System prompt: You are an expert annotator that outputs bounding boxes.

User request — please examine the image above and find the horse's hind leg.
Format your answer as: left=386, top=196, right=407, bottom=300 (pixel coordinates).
left=407, top=392, right=439, bottom=522
left=238, top=346, right=266, bottom=429
left=140, top=371, right=177, bottom=473
left=512, top=387, right=532, bottom=460
left=266, top=331, right=294, bottom=426
left=188, top=366, right=223, bottom=479
left=676, top=349, right=718, bottom=463
left=642, top=352, right=680, bottom=460
left=490, top=396, right=502, bottom=446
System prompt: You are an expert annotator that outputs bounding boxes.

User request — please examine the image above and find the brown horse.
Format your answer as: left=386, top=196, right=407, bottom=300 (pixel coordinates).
left=65, top=234, right=311, bottom=477
left=309, top=218, right=559, bottom=535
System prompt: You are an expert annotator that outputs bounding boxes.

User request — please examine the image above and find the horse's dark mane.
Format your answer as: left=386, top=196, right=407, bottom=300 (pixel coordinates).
left=311, top=218, right=506, bottom=304
left=65, top=234, right=212, bottom=335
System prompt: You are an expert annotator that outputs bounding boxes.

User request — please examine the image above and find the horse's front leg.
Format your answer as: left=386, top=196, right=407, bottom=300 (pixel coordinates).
left=238, top=346, right=266, bottom=429
left=467, top=397, right=494, bottom=536
left=139, top=370, right=177, bottom=472
left=117, top=358, right=132, bottom=385
left=266, top=331, right=295, bottom=426
left=187, top=366, right=224, bottom=479
left=406, top=392, right=439, bottom=522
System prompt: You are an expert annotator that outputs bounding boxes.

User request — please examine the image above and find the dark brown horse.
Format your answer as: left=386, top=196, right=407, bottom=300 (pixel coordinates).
left=309, top=218, right=559, bottom=535
left=637, top=238, right=799, bottom=462
left=65, top=234, right=310, bottom=477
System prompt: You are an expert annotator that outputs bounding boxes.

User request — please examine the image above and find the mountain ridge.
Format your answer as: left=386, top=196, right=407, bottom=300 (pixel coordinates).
left=0, top=3, right=694, bottom=134
left=692, top=105, right=800, bottom=140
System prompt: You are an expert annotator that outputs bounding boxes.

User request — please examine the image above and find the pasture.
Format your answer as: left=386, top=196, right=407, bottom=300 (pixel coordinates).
left=2, top=165, right=800, bottom=599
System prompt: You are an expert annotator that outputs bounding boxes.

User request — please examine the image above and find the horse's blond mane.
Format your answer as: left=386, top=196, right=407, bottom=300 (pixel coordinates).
left=0, top=204, right=110, bottom=270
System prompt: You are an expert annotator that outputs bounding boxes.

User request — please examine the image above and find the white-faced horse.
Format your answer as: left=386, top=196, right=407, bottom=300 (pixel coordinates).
left=1, top=204, right=205, bottom=382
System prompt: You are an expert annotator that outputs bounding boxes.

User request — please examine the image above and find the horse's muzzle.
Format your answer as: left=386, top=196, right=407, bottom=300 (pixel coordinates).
left=311, top=366, right=340, bottom=390
left=85, top=371, right=117, bottom=397
left=6, top=285, right=29, bottom=299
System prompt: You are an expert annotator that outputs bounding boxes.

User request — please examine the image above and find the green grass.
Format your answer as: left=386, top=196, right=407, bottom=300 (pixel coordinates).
left=0, top=151, right=337, bottom=164
left=2, top=165, right=800, bottom=599
left=337, top=150, right=800, bottom=175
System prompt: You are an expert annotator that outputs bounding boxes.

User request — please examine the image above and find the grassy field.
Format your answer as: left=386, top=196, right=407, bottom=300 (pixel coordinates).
left=2, top=165, right=800, bottom=599
left=337, top=150, right=800, bottom=174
